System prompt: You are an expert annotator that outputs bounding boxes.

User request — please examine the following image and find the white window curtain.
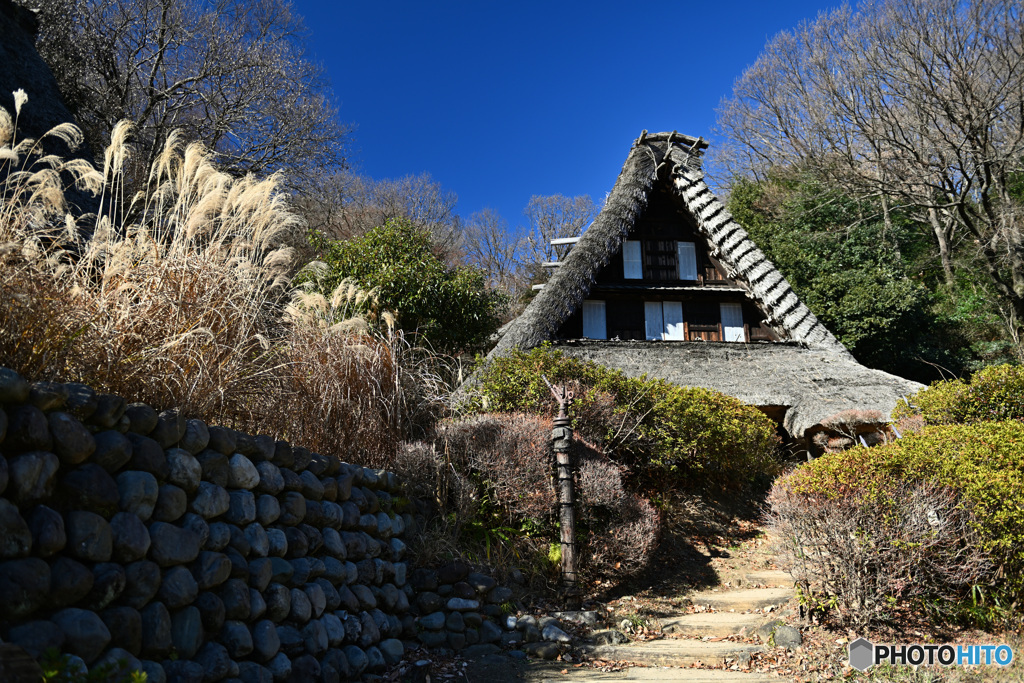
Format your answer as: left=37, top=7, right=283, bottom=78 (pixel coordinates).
left=623, top=240, right=642, bottom=279
left=663, top=301, right=685, bottom=340
left=677, top=241, right=697, bottom=280
left=582, top=300, right=607, bottom=339
left=721, top=302, right=745, bottom=342
left=644, top=301, right=663, bottom=340
left=645, top=301, right=685, bottom=340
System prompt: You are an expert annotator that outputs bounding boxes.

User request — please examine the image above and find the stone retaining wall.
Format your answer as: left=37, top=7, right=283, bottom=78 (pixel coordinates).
left=0, top=367, right=519, bottom=682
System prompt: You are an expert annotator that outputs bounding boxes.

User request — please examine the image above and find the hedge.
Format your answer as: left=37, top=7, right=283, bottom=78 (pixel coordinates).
left=466, top=345, right=779, bottom=489
left=893, top=364, right=1024, bottom=426
left=784, top=421, right=1024, bottom=602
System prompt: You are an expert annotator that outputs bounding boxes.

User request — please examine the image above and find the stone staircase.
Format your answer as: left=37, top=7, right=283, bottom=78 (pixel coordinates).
left=551, top=569, right=797, bottom=682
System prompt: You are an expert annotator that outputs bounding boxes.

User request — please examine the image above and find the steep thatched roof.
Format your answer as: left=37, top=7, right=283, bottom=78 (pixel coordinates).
left=481, top=132, right=923, bottom=438
left=551, top=339, right=921, bottom=439
left=488, top=132, right=850, bottom=361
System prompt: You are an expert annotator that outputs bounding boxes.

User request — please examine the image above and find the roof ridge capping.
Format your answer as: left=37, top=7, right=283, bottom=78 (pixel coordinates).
left=635, top=129, right=708, bottom=150
left=635, top=130, right=707, bottom=174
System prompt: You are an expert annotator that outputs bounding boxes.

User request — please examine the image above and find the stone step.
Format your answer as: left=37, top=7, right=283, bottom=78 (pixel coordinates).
left=686, top=587, right=793, bottom=612
left=590, top=640, right=763, bottom=668
left=542, top=669, right=776, bottom=682
left=659, top=612, right=764, bottom=637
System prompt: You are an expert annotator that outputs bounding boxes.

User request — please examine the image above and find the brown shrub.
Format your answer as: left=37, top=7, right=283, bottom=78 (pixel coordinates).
left=435, top=413, right=554, bottom=521
left=895, top=412, right=926, bottom=436
left=768, top=474, right=992, bottom=627
left=583, top=493, right=660, bottom=579
left=426, top=413, right=659, bottom=583
left=391, top=440, right=479, bottom=564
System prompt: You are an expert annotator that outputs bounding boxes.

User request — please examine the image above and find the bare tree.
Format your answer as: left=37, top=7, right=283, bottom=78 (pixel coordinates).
left=521, top=194, right=599, bottom=266
left=463, top=207, right=526, bottom=298
left=23, top=0, right=349, bottom=190
left=715, top=0, right=1024, bottom=313
left=301, top=170, right=462, bottom=260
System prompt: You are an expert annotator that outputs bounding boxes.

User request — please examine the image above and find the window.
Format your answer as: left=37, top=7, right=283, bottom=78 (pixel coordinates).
left=623, top=240, right=642, bottom=279
left=721, top=302, right=745, bottom=342
left=663, top=301, right=684, bottom=340
left=677, top=241, right=697, bottom=280
left=582, top=300, right=607, bottom=339
left=645, top=301, right=685, bottom=340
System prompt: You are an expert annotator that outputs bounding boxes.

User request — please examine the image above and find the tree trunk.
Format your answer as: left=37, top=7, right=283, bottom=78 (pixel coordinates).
left=927, top=208, right=955, bottom=287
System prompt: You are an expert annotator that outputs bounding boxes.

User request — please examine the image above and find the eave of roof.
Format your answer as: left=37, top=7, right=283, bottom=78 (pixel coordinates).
left=550, top=339, right=923, bottom=438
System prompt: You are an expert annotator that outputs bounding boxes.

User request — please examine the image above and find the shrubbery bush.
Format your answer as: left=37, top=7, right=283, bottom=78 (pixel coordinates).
left=395, top=413, right=659, bottom=582
left=770, top=477, right=990, bottom=627
left=467, top=345, right=779, bottom=489
left=893, top=364, right=1024, bottom=426
left=771, top=421, right=1024, bottom=625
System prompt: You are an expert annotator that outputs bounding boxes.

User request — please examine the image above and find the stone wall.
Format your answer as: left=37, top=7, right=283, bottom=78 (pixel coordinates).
left=0, top=366, right=445, bottom=682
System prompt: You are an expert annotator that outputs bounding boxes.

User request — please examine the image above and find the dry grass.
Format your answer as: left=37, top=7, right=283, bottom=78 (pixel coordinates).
left=1, top=94, right=447, bottom=464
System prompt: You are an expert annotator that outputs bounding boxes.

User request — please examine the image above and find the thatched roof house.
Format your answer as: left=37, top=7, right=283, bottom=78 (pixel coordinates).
left=487, top=131, right=922, bottom=444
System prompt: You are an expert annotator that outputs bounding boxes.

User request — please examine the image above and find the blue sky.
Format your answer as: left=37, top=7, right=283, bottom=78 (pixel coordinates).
left=297, top=1, right=839, bottom=229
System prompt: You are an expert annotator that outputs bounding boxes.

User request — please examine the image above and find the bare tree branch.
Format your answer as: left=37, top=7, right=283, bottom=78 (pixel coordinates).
left=24, top=0, right=350, bottom=192
left=715, top=0, right=1024, bottom=322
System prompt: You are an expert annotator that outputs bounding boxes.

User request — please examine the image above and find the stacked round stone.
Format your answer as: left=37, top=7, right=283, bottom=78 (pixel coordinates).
left=0, top=367, right=415, bottom=682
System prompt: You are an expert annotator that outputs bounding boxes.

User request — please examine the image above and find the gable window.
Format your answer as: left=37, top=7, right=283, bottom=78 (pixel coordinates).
left=645, top=301, right=685, bottom=340
left=582, top=300, right=607, bottom=339
left=677, top=241, right=698, bottom=280
left=721, top=302, right=745, bottom=342
left=623, top=240, right=642, bottom=279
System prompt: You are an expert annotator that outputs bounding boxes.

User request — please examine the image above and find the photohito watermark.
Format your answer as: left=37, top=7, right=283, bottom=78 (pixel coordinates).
left=848, top=638, right=1015, bottom=672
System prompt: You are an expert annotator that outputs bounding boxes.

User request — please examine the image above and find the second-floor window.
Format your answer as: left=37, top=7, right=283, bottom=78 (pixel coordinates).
left=677, top=241, right=698, bottom=280
left=623, top=240, right=642, bottom=279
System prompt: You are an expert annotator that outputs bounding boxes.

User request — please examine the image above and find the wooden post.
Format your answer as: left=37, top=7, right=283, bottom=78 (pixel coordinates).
left=544, top=375, right=578, bottom=601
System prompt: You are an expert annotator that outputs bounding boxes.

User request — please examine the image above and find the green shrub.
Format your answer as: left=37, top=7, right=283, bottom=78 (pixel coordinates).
left=893, top=364, right=1024, bottom=426
left=784, top=421, right=1024, bottom=606
left=467, top=345, right=779, bottom=488
left=304, top=219, right=505, bottom=354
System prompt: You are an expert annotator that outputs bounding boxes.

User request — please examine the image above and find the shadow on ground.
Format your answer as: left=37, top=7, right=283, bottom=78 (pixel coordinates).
left=600, top=485, right=769, bottom=607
